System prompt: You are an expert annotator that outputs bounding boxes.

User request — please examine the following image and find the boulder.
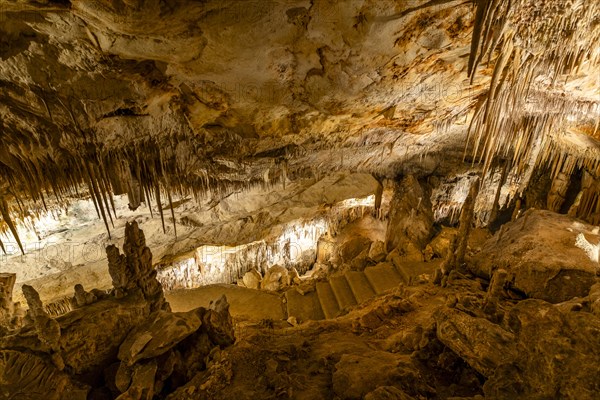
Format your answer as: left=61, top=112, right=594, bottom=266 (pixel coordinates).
left=436, top=308, right=519, bottom=377
left=436, top=300, right=600, bottom=399
left=428, top=227, right=458, bottom=259
left=351, top=248, right=371, bottom=270
left=241, top=269, right=262, bottom=289
left=471, top=210, right=599, bottom=303
left=400, top=241, right=424, bottom=262
left=57, top=298, right=150, bottom=375
left=339, top=236, right=372, bottom=264
left=118, top=309, right=203, bottom=366
left=368, top=240, right=387, bottom=263
left=316, top=236, right=336, bottom=264
left=261, top=265, right=290, bottom=291
left=116, top=360, right=157, bottom=400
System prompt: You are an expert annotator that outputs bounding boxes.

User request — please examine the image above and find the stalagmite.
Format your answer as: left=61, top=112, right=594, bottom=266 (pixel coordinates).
left=488, top=161, right=508, bottom=227
left=438, top=177, right=480, bottom=281
left=0, top=273, right=17, bottom=327
left=107, top=221, right=170, bottom=312
left=483, top=268, right=508, bottom=319
left=21, top=284, right=63, bottom=368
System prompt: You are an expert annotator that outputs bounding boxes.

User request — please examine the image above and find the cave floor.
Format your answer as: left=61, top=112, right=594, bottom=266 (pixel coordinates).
left=166, top=284, right=285, bottom=321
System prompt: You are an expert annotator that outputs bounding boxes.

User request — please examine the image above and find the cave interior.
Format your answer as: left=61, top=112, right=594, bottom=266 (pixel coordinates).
left=0, top=1, right=599, bottom=399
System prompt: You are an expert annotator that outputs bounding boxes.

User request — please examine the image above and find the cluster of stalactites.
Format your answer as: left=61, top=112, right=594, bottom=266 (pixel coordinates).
left=0, top=138, right=296, bottom=254
left=466, top=0, right=600, bottom=178
left=542, top=142, right=600, bottom=224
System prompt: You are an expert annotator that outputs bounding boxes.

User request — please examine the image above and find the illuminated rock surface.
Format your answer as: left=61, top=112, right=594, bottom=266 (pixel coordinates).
left=0, top=0, right=599, bottom=399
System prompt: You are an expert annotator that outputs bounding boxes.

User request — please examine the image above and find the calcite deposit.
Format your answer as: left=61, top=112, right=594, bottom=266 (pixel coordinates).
left=0, top=223, right=235, bottom=399
left=0, top=0, right=599, bottom=399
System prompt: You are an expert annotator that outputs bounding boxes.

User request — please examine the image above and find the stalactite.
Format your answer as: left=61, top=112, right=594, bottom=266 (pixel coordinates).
left=93, top=165, right=114, bottom=229
left=155, top=182, right=166, bottom=234
left=84, top=162, right=111, bottom=239
left=143, top=184, right=154, bottom=218
left=99, top=164, right=118, bottom=219
left=0, top=198, right=24, bottom=255
left=466, top=0, right=600, bottom=183
left=164, top=177, right=177, bottom=239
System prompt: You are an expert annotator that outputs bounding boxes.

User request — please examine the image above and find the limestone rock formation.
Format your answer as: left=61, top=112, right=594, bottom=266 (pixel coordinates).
left=385, top=175, right=434, bottom=253
left=73, top=284, right=97, bottom=308
left=472, top=210, right=600, bottom=303
left=368, top=240, right=387, bottom=263
left=107, top=220, right=170, bottom=312
left=0, top=224, right=235, bottom=399
left=437, top=299, right=600, bottom=399
left=0, top=273, right=17, bottom=329
left=575, top=232, right=600, bottom=264
left=0, top=1, right=598, bottom=398
left=261, top=265, right=290, bottom=291
left=0, top=350, right=88, bottom=400
left=241, top=268, right=262, bottom=290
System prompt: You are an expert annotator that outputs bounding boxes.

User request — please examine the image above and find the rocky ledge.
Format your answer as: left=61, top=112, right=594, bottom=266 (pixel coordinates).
left=0, top=221, right=235, bottom=399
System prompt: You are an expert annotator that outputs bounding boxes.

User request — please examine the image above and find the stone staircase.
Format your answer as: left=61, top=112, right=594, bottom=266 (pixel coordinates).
left=285, top=260, right=440, bottom=322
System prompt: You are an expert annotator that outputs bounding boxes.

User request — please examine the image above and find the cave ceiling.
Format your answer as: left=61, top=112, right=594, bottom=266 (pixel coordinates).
left=0, top=0, right=599, bottom=246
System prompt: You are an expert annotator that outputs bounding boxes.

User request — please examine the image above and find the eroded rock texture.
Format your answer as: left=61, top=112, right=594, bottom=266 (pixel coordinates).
left=437, top=299, right=600, bottom=399
left=472, top=210, right=600, bottom=303
left=0, top=224, right=235, bottom=399
left=108, top=221, right=170, bottom=312
left=385, top=175, right=434, bottom=253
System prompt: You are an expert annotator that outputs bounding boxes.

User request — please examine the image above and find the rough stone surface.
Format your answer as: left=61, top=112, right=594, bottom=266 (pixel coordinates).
left=118, top=309, right=203, bottom=366
left=261, top=265, right=290, bottom=291
left=436, top=299, right=600, bottom=399
left=333, top=352, right=404, bottom=399
left=0, top=273, right=17, bottom=328
left=107, top=221, right=170, bottom=312
left=385, top=175, right=434, bottom=253
left=368, top=240, right=387, bottom=263
left=365, top=386, right=416, bottom=400
left=241, top=268, right=262, bottom=290
left=0, top=225, right=236, bottom=399
left=0, top=350, right=89, bottom=400
left=428, top=227, right=458, bottom=259
left=339, top=236, right=373, bottom=264
left=471, top=210, right=599, bottom=303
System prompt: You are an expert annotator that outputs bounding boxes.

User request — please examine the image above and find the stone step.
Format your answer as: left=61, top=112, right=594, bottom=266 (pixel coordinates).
left=390, top=260, right=411, bottom=285
left=285, top=288, right=325, bottom=322
left=316, top=281, right=340, bottom=319
left=364, top=262, right=403, bottom=295
left=329, top=275, right=358, bottom=310
left=344, top=271, right=376, bottom=304
left=394, top=260, right=442, bottom=285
